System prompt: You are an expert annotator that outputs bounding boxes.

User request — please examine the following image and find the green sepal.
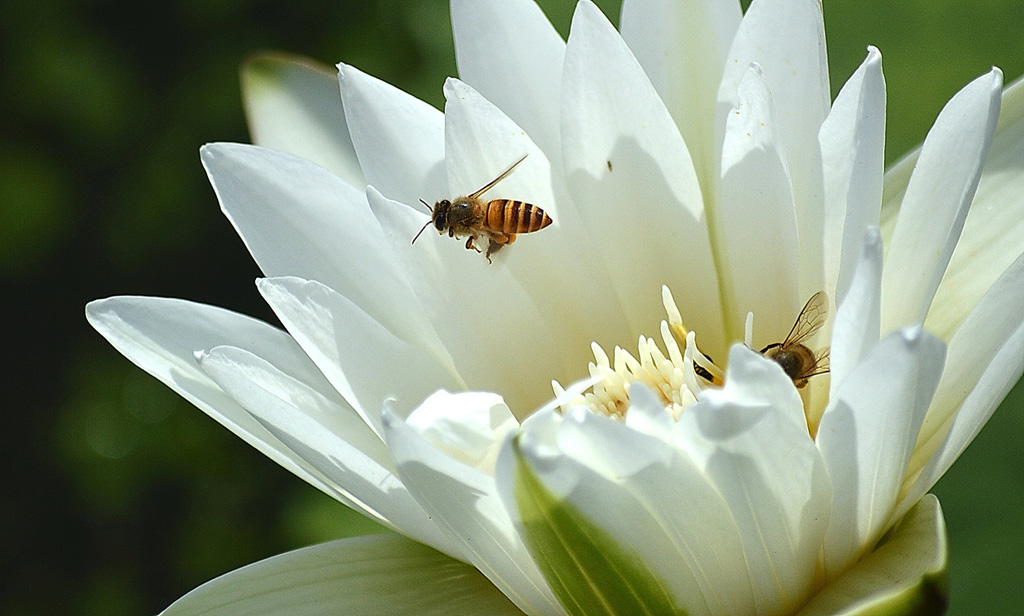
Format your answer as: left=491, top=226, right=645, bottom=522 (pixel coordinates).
left=511, top=436, right=689, bottom=616
left=797, top=495, right=949, bottom=616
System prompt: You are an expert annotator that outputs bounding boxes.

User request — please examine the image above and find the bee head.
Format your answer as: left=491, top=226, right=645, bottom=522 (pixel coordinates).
left=412, top=198, right=446, bottom=245
left=432, top=199, right=451, bottom=232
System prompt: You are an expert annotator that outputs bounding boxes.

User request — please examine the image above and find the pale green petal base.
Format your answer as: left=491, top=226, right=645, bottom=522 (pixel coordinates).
left=796, top=495, right=948, bottom=616
left=160, top=533, right=523, bottom=616
left=511, top=437, right=689, bottom=616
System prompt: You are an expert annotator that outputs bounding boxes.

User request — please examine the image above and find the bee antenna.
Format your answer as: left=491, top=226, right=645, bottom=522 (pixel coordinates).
left=418, top=199, right=432, bottom=213
left=411, top=219, right=432, bottom=245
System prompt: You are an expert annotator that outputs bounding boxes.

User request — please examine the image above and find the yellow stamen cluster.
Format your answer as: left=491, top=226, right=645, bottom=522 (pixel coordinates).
left=553, top=286, right=723, bottom=421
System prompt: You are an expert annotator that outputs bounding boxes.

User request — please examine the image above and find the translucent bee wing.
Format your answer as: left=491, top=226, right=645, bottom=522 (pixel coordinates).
left=783, top=290, right=829, bottom=346
left=467, top=154, right=528, bottom=199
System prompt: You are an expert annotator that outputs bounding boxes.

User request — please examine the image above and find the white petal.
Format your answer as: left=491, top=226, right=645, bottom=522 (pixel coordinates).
left=200, top=143, right=455, bottom=372
left=257, top=276, right=464, bottom=436
left=541, top=391, right=757, bottom=616
left=898, top=252, right=1024, bottom=513
left=820, top=47, right=886, bottom=304
left=382, top=407, right=561, bottom=616
left=620, top=0, right=742, bottom=187
left=718, top=64, right=800, bottom=345
left=816, top=327, right=945, bottom=577
left=196, top=345, right=458, bottom=557
left=442, top=77, right=629, bottom=361
left=450, top=0, right=565, bottom=164
left=366, top=186, right=566, bottom=415
left=561, top=0, right=725, bottom=356
left=718, top=0, right=829, bottom=296
left=159, top=534, right=523, bottom=616
left=85, top=297, right=334, bottom=498
left=828, top=227, right=882, bottom=401
left=405, top=389, right=518, bottom=475
left=925, top=75, right=1024, bottom=340
left=881, top=69, right=1003, bottom=332
left=897, top=321, right=1024, bottom=526
left=677, top=345, right=831, bottom=616
left=338, top=63, right=446, bottom=206
left=240, top=53, right=365, bottom=187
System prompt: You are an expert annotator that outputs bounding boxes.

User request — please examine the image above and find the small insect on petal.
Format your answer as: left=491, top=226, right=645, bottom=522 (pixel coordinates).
left=412, top=154, right=553, bottom=263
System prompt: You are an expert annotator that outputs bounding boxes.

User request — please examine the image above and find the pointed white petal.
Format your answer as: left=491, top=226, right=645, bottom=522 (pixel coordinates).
left=382, top=406, right=561, bottom=616
left=159, top=534, right=523, bottom=616
left=897, top=252, right=1024, bottom=515
left=338, top=63, right=446, bottom=205
left=240, top=53, right=365, bottom=187
left=881, top=69, right=1003, bottom=332
left=561, top=0, right=725, bottom=355
left=620, top=0, right=742, bottom=186
left=677, top=345, right=831, bottom=616
left=367, top=186, right=566, bottom=414
left=200, top=143, right=455, bottom=372
left=257, top=276, right=464, bottom=436
left=925, top=75, right=1024, bottom=340
left=817, top=327, right=945, bottom=577
left=196, top=345, right=458, bottom=556
left=829, top=227, right=882, bottom=400
left=882, top=77, right=1024, bottom=340
left=442, top=78, right=629, bottom=362
left=450, top=0, right=565, bottom=164
left=820, top=47, right=886, bottom=304
left=719, top=0, right=830, bottom=296
left=718, top=64, right=800, bottom=344
left=86, top=297, right=334, bottom=497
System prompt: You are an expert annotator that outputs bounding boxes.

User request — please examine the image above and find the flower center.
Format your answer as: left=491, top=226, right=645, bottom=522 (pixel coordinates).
left=553, top=286, right=725, bottom=421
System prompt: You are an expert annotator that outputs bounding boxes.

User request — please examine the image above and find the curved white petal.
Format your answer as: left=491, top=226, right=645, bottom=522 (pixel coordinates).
left=528, top=389, right=757, bottom=616
left=718, top=0, right=829, bottom=296
left=816, top=327, right=945, bottom=577
left=881, top=68, right=1003, bottom=332
left=900, top=252, right=1024, bottom=509
left=450, top=0, right=565, bottom=164
left=925, top=75, right=1024, bottom=340
left=366, top=186, right=566, bottom=414
left=620, top=0, right=742, bottom=187
left=382, top=403, right=562, bottom=616
left=196, top=344, right=458, bottom=557
left=338, top=63, right=447, bottom=205
left=257, top=276, right=465, bottom=435
left=201, top=143, right=455, bottom=372
left=442, top=77, right=628, bottom=362
left=718, top=64, right=800, bottom=344
left=159, top=534, right=523, bottom=616
left=85, top=297, right=334, bottom=498
left=240, top=53, right=365, bottom=188
left=829, top=227, right=882, bottom=401
left=820, top=47, right=886, bottom=304
left=676, top=345, right=832, bottom=616
left=561, top=0, right=725, bottom=356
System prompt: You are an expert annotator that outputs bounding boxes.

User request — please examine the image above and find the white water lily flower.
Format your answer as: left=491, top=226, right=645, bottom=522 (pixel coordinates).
left=86, top=0, right=1024, bottom=614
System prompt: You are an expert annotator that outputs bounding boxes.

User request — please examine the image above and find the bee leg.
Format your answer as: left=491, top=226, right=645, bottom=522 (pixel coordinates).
left=485, top=239, right=506, bottom=263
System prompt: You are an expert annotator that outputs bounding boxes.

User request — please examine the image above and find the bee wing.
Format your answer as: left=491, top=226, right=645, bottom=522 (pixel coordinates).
left=801, top=348, right=831, bottom=379
left=468, top=154, right=528, bottom=200
left=783, top=291, right=829, bottom=347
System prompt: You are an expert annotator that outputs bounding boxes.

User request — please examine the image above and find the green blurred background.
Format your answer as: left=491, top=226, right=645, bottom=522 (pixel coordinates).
left=1, top=0, right=1021, bottom=614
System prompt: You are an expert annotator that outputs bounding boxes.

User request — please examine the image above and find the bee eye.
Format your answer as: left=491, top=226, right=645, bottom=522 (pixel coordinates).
left=434, top=208, right=447, bottom=231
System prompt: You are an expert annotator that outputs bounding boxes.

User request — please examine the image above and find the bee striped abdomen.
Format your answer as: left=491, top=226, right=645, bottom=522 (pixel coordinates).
left=485, top=200, right=553, bottom=235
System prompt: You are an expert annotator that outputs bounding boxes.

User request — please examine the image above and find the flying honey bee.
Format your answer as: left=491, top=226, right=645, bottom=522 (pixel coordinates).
left=411, top=154, right=553, bottom=263
left=759, top=291, right=831, bottom=388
